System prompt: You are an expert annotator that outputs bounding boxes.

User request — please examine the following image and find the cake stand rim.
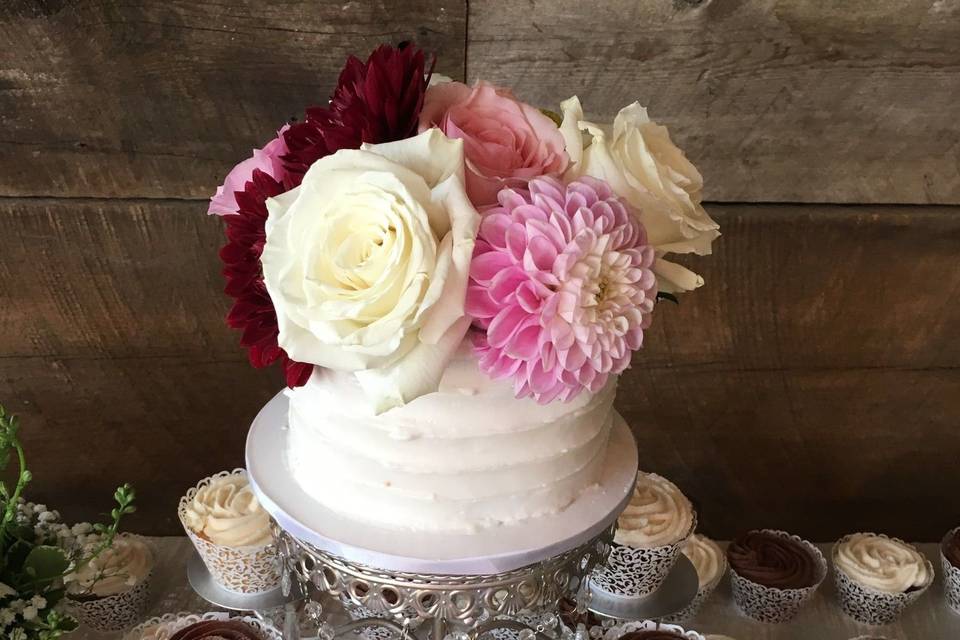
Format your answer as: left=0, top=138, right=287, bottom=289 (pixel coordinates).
left=246, top=390, right=637, bottom=575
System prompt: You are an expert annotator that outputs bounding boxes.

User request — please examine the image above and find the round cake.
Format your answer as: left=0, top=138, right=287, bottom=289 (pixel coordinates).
left=286, top=343, right=617, bottom=532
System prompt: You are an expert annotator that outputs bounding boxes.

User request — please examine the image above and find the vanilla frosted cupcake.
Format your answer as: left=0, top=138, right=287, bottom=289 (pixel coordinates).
left=665, top=535, right=726, bottom=622
left=179, top=469, right=280, bottom=593
left=832, top=532, right=933, bottom=624
left=594, top=472, right=697, bottom=597
left=67, top=535, right=154, bottom=631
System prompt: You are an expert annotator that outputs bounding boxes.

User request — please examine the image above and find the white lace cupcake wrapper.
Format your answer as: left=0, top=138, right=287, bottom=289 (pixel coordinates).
left=67, top=569, right=153, bottom=632
left=729, top=530, right=826, bottom=624
left=123, top=611, right=283, bottom=640
left=592, top=512, right=697, bottom=598
left=179, top=469, right=281, bottom=594
left=941, top=527, right=960, bottom=615
left=602, top=619, right=706, bottom=640
left=831, top=533, right=934, bottom=626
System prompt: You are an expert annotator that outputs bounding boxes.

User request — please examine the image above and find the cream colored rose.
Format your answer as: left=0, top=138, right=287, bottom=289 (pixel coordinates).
left=262, top=129, right=479, bottom=413
left=559, top=96, right=720, bottom=293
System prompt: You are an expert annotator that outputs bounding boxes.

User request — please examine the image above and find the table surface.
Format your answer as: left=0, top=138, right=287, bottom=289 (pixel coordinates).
left=74, top=537, right=960, bottom=640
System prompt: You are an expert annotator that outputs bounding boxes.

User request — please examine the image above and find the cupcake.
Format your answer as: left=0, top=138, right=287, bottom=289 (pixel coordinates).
left=604, top=619, right=706, bottom=640
left=125, top=612, right=282, bottom=640
left=593, top=472, right=696, bottom=597
left=665, top=534, right=726, bottom=622
left=726, top=529, right=826, bottom=623
left=941, top=526, right=960, bottom=613
left=179, top=469, right=280, bottom=594
left=832, top=532, right=934, bottom=625
left=66, top=534, right=154, bottom=631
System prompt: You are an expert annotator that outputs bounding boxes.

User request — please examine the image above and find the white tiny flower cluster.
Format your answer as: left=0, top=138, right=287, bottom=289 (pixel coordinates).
left=0, top=594, right=47, bottom=634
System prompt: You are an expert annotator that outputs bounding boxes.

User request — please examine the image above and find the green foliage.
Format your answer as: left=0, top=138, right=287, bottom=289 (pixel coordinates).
left=0, top=402, right=135, bottom=639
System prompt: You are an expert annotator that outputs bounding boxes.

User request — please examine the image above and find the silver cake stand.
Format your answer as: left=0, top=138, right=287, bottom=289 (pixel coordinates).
left=240, top=392, right=694, bottom=640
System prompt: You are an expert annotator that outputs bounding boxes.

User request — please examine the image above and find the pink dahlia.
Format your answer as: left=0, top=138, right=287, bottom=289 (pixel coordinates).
left=466, top=176, right=657, bottom=403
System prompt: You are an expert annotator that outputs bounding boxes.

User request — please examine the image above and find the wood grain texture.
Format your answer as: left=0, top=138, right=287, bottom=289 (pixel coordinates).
left=2, top=198, right=958, bottom=538
left=0, top=0, right=466, bottom=199
left=70, top=538, right=960, bottom=640
left=467, top=0, right=960, bottom=204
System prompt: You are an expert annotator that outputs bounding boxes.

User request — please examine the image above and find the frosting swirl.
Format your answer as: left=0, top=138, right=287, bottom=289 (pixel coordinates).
left=834, top=533, right=931, bottom=593
left=183, top=472, right=272, bottom=547
left=681, top=534, right=725, bottom=589
left=168, top=620, right=265, bottom=640
left=943, top=528, right=960, bottom=570
left=727, top=530, right=820, bottom=589
left=68, top=535, right=153, bottom=597
left=615, top=472, right=694, bottom=548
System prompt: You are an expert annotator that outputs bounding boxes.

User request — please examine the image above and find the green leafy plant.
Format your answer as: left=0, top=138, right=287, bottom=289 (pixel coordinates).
left=0, top=404, right=136, bottom=639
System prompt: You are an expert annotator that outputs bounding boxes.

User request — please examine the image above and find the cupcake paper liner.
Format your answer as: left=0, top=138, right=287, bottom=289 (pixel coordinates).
left=68, top=568, right=153, bottom=632
left=178, top=468, right=281, bottom=594
left=832, top=533, right=933, bottom=626
left=602, top=619, right=706, bottom=640
left=123, top=611, right=283, bottom=640
left=729, top=529, right=826, bottom=624
left=941, top=526, right=960, bottom=615
left=592, top=512, right=698, bottom=598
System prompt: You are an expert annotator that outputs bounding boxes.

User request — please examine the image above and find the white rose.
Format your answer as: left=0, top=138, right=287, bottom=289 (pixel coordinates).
left=262, top=128, right=479, bottom=413
left=559, top=96, right=720, bottom=293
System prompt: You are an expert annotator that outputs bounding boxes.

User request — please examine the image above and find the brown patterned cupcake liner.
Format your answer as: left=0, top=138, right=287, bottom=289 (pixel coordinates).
left=941, top=526, right=960, bottom=615
left=832, top=533, right=933, bottom=626
left=67, top=568, right=153, bottom=632
left=592, top=511, right=697, bottom=598
left=729, top=529, right=826, bottom=623
left=178, top=469, right=281, bottom=594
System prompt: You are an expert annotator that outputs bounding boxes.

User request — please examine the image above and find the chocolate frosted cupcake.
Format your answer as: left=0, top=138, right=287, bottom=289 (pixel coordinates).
left=125, top=613, right=282, bottom=640
left=169, top=619, right=265, bottom=640
left=833, top=532, right=933, bottom=624
left=665, top=534, right=726, bottom=623
left=593, top=472, right=697, bottom=597
left=941, top=526, right=960, bottom=613
left=726, top=529, right=826, bottom=622
left=604, top=620, right=705, bottom=640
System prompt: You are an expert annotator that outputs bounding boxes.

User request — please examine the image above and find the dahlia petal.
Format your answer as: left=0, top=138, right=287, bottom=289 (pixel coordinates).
left=525, top=234, right=558, bottom=272
left=487, top=304, right=529, bottom=348
left=471, top=251, right=514, bottom=284
left=465, top=285, right=500, bottom=321
left=505, top=321, right=541, bottom=359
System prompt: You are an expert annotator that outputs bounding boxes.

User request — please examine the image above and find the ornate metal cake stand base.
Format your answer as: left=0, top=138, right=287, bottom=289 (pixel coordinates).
left=275, top=526, right=615, bottom=640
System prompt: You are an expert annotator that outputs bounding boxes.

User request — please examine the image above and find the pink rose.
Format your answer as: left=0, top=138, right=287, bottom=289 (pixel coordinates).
left=419, top=81, right=568, bottom=206
left=208, top=124, right=290, bottom=216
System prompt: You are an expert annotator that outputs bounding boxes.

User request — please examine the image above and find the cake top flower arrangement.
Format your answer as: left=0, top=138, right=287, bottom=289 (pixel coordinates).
left=209, top=42, right=718, bottom=413
left=0, top=403, right=137, bottom=640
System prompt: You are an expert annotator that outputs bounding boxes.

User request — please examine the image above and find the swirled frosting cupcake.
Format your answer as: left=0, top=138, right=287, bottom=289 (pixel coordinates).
left=727, top=530, right=820, bottom=589
left=834, top=533, right=930, bottom=593
left=169, top=619, right=265, bottom=640
left=68, top=535, right=154, bottom=597
left=179, top=470, right=280, bottom=594
left=182, top=472, right=271, bottom=547
left=832, top=532, right=934, bottom=625
left=682, top=534, right=725, bottom=589
left=726, top=529, right=826, bottom=623
left=615, top=472, right=694, bottom=548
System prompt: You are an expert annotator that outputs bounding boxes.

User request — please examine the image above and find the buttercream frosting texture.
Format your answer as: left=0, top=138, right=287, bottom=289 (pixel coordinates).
left=835, top=533, right=931, bottom=593
left=285, top=341, right=615, bottom=532
left=183, top=473, right=272, bottom=547
left=615, top=472, right=694, bottom=548
left=682, top=534, right=725, bottom=589
left=68, top=535, right=153, bottom=597
left=727, top=531, right=819, bottom=589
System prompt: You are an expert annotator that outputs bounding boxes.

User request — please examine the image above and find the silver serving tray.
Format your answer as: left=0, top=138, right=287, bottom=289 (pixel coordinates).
left=588, top=554, right=699, bottom=620
left=187, top=551, right=299, bottom=611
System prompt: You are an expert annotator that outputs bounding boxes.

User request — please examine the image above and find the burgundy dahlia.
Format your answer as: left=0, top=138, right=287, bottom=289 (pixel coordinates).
left=220, top=169, right=312, bottom=387
left=282, top=42, right=434, bottom=184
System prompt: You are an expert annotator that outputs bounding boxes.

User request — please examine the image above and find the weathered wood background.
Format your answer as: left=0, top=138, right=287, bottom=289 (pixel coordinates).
left=1, top=0, right=958, bottom=540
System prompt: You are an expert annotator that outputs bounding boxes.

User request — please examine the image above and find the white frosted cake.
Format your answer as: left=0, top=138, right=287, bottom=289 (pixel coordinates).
left=286, top=343, right=616, bottom=533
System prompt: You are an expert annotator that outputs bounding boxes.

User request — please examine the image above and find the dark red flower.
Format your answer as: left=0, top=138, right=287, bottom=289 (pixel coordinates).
left=218, top=42, right=433, bottom=387
left=282, top=42, right=434, bottom=185
left=220, top=169, right=312, bottom=387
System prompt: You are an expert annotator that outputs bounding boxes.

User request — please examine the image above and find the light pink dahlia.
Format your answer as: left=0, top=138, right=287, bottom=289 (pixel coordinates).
left=466, top=176, right=657, bottom=403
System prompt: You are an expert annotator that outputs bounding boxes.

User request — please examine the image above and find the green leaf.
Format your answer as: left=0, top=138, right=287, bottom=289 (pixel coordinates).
left=656, top=291, right=680, bottom=305
left=23, top=545, right=70, bottom=581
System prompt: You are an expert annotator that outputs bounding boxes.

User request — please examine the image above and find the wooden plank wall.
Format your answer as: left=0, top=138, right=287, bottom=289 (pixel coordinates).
left=1, top=0, right=958, bottom=540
